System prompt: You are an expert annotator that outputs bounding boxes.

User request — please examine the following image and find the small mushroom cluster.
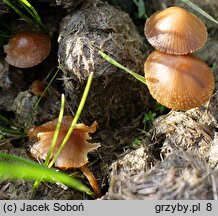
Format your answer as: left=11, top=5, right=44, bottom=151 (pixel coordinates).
left=144, top=6, right=215, bottom=110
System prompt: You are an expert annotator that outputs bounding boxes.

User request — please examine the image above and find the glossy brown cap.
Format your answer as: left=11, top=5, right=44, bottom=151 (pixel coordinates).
left=4, top=31, right=51, bottom=68
left=144, top=50, right=214, bottom=110
left=29, top=116, right=100, bottom=169
left=144, top=6, right=207, bottom=55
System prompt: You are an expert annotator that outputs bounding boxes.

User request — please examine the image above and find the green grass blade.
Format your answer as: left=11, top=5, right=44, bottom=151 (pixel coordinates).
left=98, top=50, right=146, bottom=84
left=33, top=68, right=60, bottom=111
left=44, top=94, right=65, bottom=166
left=0, top=152, right=42, bottom=166
left=138, top=0, right=147, bottom=18
left=18, top=0, right=36, bottom=19
left=179, top=0, right=218, bottom=25
left=0, top=127, right=25, bottom=136
left=133, top=0, right=148, bottom=19
left=0, top=162, right=93, bottom=196
left=34, top=68, right=59, bottom=109
left=33, top=94, right=65, bottom=189
left=0, top=152, right=93, bottom=196
left=0, top=115, right=25, bottom=137
left=26, top=67, right=60, bottom=131
left=2, top=0, right=34, bottom=25
left=0, top=115, right=11, bottom=125
left=0, top=114, right=20, bottom=128
left=17, top=0, right=49, bottom=33
left=48, top=72, right=94, bottom=168
left=3, top=0, right=49, bottom=33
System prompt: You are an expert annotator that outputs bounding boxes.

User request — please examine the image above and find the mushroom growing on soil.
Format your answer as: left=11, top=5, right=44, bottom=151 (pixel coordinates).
left=30, top=80, right=48, bottom=97
left=144, top=6, right=207, bottom=55
left=4, top=31, right=51, bottom=68
left=28, top=115, right=101, bottom=197
left=144, top=50, right=215, bottom=110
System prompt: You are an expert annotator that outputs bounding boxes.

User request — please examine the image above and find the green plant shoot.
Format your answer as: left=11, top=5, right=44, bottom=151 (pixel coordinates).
left=26, top=67, right=60, bottom=131
left=33, top=72, right=93, bottom=188
left=133, top=0, right=148, bottom=19
left=44, top=94, right=65, bottom=166
left=33, top=93, right=65, bottom=189
left=0, top=152, right=94, bottom=196
left=179, top=0, right=218, bottom=25
left=3, top=0, right=49, bottom=34
left=48, top=72, right=94, bottom=168
left=98, top=51, right=146, bottom=85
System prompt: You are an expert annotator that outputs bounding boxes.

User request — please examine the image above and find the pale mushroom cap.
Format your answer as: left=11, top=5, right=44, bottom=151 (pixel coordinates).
left=144, top=50, right=214, bottom=110
left=4, top=31, right=51, bottom=68
left=29, top=116, right=100, bottom=169
left=144, top=6, right=207, bottom=55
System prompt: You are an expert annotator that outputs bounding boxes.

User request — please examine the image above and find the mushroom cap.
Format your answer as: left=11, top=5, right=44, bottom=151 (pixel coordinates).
left=29, top=116, right=100, bottom=169
left=30, top=80, right=48, bottom=97
left=144, top=50, right=214, bottom=110
left=144, top=6, right=207, bottom=55
left=4, top=31, right=51, bottom=68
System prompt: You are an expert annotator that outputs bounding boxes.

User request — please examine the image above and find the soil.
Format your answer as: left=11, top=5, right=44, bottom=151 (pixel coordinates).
left=0, top=0, right=218, bottom=200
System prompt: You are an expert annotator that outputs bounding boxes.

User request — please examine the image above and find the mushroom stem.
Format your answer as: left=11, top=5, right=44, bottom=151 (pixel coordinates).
left=80, top=165, right=101, bottom=198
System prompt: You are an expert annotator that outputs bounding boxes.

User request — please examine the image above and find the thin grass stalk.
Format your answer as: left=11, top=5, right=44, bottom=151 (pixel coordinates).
left=48, top=72, right=94, bottom=168
left=0, top=152, right=45, bottom=167
left=0, top=153, right=94, bottom=196
left=44, top=94, right=65, bottom=166
left=98, top=50, right=146, bottom=84
left=17, top=0, right=49, bottom=34
left=0, top=127, right=25, bottom=136
left=33, top=94, right=65, bottom=189
left=26, top=68, right=60, bottom=131
left=3, top=0, right=34, bottom=25
left=179, top=0, right=218, bottom=25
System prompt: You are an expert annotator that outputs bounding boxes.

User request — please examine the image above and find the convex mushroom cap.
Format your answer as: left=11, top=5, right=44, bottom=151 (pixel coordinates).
left=144, top=6, right=207, bottom=55
left=29, top=116, right=100, bottom=169
left=4, top=31, right=51, bottom=68
left=144, top=50, right=214, bottom=110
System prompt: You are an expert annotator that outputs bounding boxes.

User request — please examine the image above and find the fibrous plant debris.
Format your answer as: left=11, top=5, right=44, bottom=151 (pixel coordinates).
left=58, top=0, right=150, bottom=128
left=104, top=150, right=212, bottom=200
left=103, top=92, right=218, bottom=200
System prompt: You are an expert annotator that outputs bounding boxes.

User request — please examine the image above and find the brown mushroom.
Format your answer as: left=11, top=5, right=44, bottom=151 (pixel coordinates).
left=28, top=115, right=101, bottom=197
left=144, top=6, right=207, bottom=55
left=144, top=50, right=214, bottom=110
left=30, top=80, right=48, bottom=97
left=4, top=31, right=51, bottom=68
left=29, top=115, right=100, bottom=169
